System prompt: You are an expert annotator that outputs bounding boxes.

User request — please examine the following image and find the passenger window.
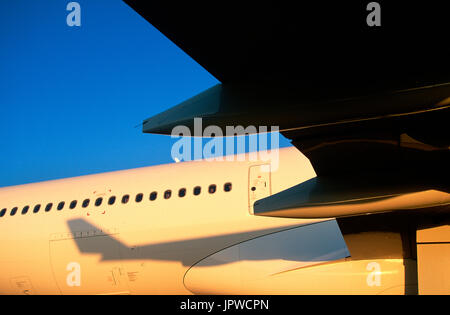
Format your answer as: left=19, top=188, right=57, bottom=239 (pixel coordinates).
left=82, top=199, right=90, bottom=208
left=108, top=196, right=116, bottom=205
left=33, top=204, right=41, bottom=214
left=10, top=207, right=18, bottom=216
left=224, top=182, right=232, bottom=192
left=57, top=202, right=65, bottom=211
left=178, top=188, right=186, bottom=198
left=0, top=208, right=6, bottom=217
left=135, top=193, right=143, bottom=203
left=164, top=190, right=172, bottom=199
left=193, top=186, right=201, bottom=196
left=21, top=205, right=30, bottom=215
left=149, top=192, right=157, bottom=201
left=122, top=194, right=130, bottom=204
left=95, top=197, right=103, bottom=207
left=69, top=200, right=77, bottom=209
left=208, top=184, right=217, bottom=194
left=45, top=203, right=53, bottom=212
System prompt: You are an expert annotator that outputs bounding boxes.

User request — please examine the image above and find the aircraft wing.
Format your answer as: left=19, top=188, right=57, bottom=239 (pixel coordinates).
left=123, top=0, right=449, bottom=212
left=124, top=0, right=449, bottom=144
left=124, top=0, right=450, bottom=294
left=124, top=0, right=449, bottom=208
left=123, top=1, right=449, bottom=91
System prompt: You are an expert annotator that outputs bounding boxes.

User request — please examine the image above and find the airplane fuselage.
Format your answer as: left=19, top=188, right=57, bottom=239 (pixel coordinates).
left=0, top=148, right=415, bottom=294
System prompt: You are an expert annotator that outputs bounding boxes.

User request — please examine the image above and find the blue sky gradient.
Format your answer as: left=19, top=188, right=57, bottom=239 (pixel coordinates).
left=0, top=0, right=291, bottom=187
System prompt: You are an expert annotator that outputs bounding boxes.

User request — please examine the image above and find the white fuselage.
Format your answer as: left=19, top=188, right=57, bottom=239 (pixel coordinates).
left=0, top=147, right=414, bottom=294
left=0, top=147, right=320, bottom=294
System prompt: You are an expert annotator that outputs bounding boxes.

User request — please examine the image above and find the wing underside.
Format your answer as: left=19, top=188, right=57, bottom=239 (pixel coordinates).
left=124, top=0, right=450, bottom=294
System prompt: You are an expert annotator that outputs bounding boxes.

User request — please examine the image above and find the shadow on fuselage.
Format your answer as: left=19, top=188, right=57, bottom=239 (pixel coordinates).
left=66, top=218, right=345, bottom=267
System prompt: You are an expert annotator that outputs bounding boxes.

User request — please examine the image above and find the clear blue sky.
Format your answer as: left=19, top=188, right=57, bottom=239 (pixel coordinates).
left=0, top=0, right=291, bottom=187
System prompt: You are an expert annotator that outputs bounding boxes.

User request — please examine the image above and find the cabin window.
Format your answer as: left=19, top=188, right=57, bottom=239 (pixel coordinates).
left=0, top=208, right=6, bottom=217
left=135, top=193, right=143, bottom=203
left=108, top=196, right=116, bottom=205
left=69, top=200, right=77, bottom=209
left=193, top=186, right=201, bottom=196
left=21, top=205, right=30, bottom=215
left=95, top=197, right=103, bottom=207
left=57, top=202, right=65, bottom=211
left=164, top=190, right=172, bottom=199
left=178, top=188, right=186, bottom=198
left=208, top=184, right=217, bottom=194
left=33, top=204, right=41, bottom=214
left=224, top=182, right=232, bottom=192
left=45, top=203, right=53, bottom=212
left=10, top=207, right=18, bottom=216
left=122, top=194, right=130, bottom=204
left=149, top=192, right=157, bottom=201
left=82, top=199, right=90, bottom=208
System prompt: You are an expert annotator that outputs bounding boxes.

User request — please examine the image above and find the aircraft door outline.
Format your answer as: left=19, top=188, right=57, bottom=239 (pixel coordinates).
left=248, top=164, right=271, bottom=214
